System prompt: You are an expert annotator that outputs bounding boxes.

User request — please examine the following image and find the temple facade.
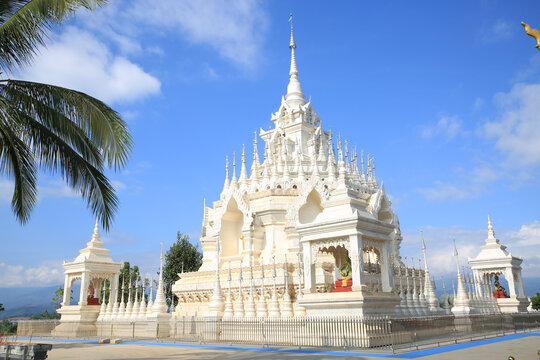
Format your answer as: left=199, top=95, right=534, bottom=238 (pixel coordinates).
left=171, top=21, right=423, bottom=318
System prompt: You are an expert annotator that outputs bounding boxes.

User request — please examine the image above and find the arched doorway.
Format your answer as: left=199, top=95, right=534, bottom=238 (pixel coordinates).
left=221, top=198, right=244, bottom=257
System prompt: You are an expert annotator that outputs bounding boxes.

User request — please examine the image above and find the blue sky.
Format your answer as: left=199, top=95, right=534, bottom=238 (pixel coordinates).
left=1, top=1, right=539, bottom=289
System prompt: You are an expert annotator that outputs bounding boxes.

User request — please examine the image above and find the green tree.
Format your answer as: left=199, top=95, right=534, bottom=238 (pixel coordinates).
left=163, top=232, right=203, bottom=306
left=51, top=285, right=72, bottom=308
left=0, top=320, right=17, bottom=334
left=0, top=0, right=133, bottom=230
left=117, top=261, right=140, bottom=303
left=31, top=309, right=60, bottom=319
left=531, top=293, right=540, bottom=310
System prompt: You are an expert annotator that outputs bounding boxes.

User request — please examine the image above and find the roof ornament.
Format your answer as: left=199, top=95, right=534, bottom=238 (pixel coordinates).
left=239, top=144, right=247, bottom=185
left=231, top=152, right=237, bottom=186
left=223, top=155, right=230, bottom=191
left=91, top=217, right=101, bottom=243
left=285, top=14, right=306, bottom=107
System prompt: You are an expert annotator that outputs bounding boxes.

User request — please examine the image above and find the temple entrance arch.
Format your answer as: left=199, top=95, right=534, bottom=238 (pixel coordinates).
left=221, top=198, right=244, bottom=257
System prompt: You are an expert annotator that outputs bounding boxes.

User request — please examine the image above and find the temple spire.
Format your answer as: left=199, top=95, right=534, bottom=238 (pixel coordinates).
left=223, top=156, right=229, bottom=190
left=486, top=215, right=499, bottom=244
left=285, top=14, right=306, bottom=107
left=239, top=144, right=248, bottom=185
left=231, top=152, right=237, bottom=186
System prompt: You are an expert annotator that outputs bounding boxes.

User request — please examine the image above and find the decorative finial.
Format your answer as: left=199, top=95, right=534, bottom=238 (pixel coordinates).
left=289, top=14, right=296, bottom=50
left=285, top=13, right=305, bottom=106
left=453, top=239, right=458, bottom=258
left=488, top=215, right=495, bottom=238
left=521, top=22, right=540, bottom=51
left=90, top=217, right=101, bottom=243
left=231, top=151, right=237, bottom=184
left=421, top=230, right=426, bottom=251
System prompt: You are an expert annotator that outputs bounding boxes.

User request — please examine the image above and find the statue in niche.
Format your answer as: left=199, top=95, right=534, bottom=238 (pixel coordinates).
left=493, top=274, right=509, bottom=298
left=87, top=282, right=95, bottom=298
left=87, top=281, right=100, bottom=305
left=339, top=256, right=352, bottom=287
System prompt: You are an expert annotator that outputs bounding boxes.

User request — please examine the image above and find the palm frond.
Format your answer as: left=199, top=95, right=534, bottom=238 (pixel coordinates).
left=15, top=108, right=119, bottom=229
left=0, top=0, right=109, bottom=72
left=2, top=80, right=133, bottom=170
left=0, top=80, right=132, bottom=229
left=0, top=96, right=37, bottom=223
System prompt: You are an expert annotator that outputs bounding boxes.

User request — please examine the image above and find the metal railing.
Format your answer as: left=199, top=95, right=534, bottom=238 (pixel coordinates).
left=14, top=312, right=540, bottom=351
left=171, top=315, right=392, bottom=349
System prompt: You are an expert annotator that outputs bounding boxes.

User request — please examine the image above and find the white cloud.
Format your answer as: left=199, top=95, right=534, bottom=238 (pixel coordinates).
left=16, top=26, right=161, bottom=104
left=507, top=221, right=540, bottom=247
left=0, top=260, right=64, bottom=287
left=37, top=180, right=78, bottom=200
left=0, top=180, right=14, bottom=203
left=480, top=19, right=512, bottom=44
left=473, top=97, right=484, bottom=111
left=128, top=0, right=268, bottom=67
left=415, top=181, right=478, bottom=202
left=111, top=180, right=126, bottom=192
left=0, top=179, right=79, bottom=203
left=485, top=83, right=540, bottom=168
left=421, top=115, right=463, bottom=141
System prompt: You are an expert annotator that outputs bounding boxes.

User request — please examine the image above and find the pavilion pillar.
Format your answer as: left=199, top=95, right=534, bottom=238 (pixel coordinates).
left=79, top=272, right=89, bottom=306
left=349, top=234, right=365, bottom=292
left=110, top=274, right=119, bottom=304
left=515, top=271, right=526, bottom=298
left=302, top=241, right=315, bottom=293
left=473, top=271, right=483, bottom=297
left=505, top=269, right=517, bottom=298
left=62, top=275, right=71, bottom=306
left=380, top=241, right=392, bottom=292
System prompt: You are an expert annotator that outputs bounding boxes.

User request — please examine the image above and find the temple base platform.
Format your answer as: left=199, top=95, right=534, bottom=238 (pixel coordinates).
left=53, top=305, right=100, bottom=337
left=298, top=291, right=401, bottom=316
left=496, top=297, right=530, bottom=313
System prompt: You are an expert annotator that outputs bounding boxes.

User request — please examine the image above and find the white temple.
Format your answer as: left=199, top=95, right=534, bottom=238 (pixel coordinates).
left=171, top=19, right=409, bottom=318
left=48, top=18, right=532, bottom=340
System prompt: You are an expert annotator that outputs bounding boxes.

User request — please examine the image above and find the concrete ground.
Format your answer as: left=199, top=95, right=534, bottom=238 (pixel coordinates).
left=22, top=334, right=540, bottom=360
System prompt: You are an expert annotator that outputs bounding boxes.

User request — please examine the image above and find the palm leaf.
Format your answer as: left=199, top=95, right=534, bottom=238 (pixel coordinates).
left=0, top=96, right=37, bottom=223
left=0, top=0, right=109, bottom=72
left=0, top=80, right=132, bottom=229
left=2, top=80, right=133, bottom=170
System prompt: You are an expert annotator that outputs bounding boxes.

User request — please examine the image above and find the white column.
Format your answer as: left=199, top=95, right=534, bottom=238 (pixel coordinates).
left=506, top=269, right=517, bottom=298
left=473, top=271, right=483, bottom=297
left=79, top=272, right=89, bottom=306
left=110, top=275, right=119, bottom=304
left=515, top=270, right=526, bottom=298
left=62, top=275, right=70, bottom=306
left=380, top=242, right=392, bottom=292
left=302, top=241, right=315, bottom=293
left=349, top=234, right=364, bottom=292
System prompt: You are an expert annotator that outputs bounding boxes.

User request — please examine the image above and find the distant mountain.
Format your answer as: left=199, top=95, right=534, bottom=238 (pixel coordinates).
left=0, top=285, right=80, bottom=320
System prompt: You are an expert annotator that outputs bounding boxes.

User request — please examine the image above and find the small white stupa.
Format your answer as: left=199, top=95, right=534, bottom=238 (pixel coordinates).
left=468, top=217, right=529, bottom=313
left=53, top=220, right=121, bottom=336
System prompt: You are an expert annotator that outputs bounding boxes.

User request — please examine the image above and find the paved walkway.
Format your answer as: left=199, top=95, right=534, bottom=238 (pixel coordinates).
left=20, top=333, right=540, bottom=360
